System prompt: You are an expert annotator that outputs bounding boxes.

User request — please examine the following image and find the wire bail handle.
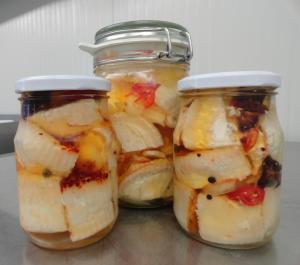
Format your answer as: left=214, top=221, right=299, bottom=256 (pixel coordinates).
left=157, top=27, right=193, bottom=61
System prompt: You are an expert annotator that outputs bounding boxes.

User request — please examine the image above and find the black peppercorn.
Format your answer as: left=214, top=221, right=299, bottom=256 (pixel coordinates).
left=208, top=176, right=216, bottom=183
left=174, top=144, right=180, bottom=153
left=206, top=194, right=213, bottom=200
left=42, top=168, right=52, bottom=178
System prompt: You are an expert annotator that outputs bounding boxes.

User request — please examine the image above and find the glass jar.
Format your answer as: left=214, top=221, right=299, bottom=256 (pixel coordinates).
left=80, top=20, right=192, bottom=207
left=173, top=72, right=283, bottom=249
left=14, top=76, right=118, bottom=250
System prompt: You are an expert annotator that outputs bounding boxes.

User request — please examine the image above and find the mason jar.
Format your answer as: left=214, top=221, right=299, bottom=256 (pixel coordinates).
left=14, top=76, right=118, bottom=250
left=173, top=72, right=283, bottom=249
left=80, top=20, right=192, bottom=207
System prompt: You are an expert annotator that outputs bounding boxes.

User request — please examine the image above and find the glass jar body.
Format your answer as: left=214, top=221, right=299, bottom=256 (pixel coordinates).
left=14, top=91, right=118, bottom=250
left=96, top=61, right=188, bottom=207
left=173, top=89, right=283, bottom=249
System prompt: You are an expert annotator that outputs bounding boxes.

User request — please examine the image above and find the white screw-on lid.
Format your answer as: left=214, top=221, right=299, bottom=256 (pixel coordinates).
left=15, top=75, right=111, bottom=93
left=178, top=71, right=281, bottom=91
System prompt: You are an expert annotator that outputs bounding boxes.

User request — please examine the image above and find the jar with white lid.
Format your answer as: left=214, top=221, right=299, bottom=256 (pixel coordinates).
left=14, top=76, right=118, bottom=250
left=173, top=71, right=283, bottom=249
left=80, top=20, right=192, bottom=208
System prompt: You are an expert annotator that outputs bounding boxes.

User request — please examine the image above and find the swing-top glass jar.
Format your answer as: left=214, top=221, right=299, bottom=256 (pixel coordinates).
left=173, top=72, right=283, bottom=249
left=80, top=20, right=192, bottom=207
left=14, top=76, right=118, bottom=249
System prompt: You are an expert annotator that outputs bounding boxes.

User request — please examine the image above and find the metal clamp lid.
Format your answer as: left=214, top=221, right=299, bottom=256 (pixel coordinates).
left=79, top=20, right=193, bottom=66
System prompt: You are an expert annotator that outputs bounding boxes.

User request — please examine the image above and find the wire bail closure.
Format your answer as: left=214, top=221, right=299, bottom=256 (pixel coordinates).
left=79, top=24, right=193, bottom=66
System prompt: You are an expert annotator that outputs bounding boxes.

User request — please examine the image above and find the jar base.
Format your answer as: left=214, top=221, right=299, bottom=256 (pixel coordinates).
left=119, top=197, right=172, bottom=209
left=26, top=221, right=115, bottom=250
left=183, top=228, right=273, bottom=250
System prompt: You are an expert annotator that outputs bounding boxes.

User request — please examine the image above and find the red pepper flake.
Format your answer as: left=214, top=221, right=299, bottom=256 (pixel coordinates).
left=60, top=141, right=79, bottom=153
left=128, top=82, right=160, bottom=108
left=227, top=185, right=265, bottom=206
left=240, top=127, right=259, bottom=152
left=188, top=191, right=199, bottom=234
left=60, top=163, right=108, bottom=192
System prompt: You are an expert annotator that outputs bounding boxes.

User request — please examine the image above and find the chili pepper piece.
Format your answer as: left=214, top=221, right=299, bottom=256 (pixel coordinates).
left=227, top=185, right=265, bottom=206
left=128, top=82, right=160, bottom=108
left=240, top=128, right=259, bottom=152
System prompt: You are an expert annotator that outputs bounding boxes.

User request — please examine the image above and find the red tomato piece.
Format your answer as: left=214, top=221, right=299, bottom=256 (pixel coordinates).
left=128, top=82, right=160, bottom=108
left=240, top=128, right=259, bottom=152
left=227, top=185, right=265, bottom=206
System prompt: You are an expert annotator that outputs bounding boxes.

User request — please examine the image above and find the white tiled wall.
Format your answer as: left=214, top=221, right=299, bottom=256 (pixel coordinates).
left=0, top=0, right=299, bottom=141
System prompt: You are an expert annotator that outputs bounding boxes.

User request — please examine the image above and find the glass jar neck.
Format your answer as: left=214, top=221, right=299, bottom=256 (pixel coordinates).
left=19, top=91, right=107, bottom=120
left=19, top=90, right=107, bottom=101
left=95, top=60, right=189, bottom=73
left=179, top=87, right=278, bottom=97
